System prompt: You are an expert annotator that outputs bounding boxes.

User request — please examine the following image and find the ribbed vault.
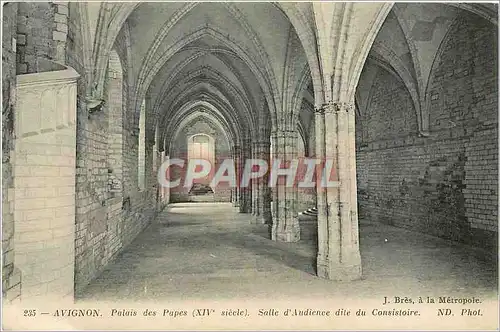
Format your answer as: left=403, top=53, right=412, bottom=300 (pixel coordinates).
left=163, top=104, right=237, bottom=155
left=91, top=2, right=318, bottom=139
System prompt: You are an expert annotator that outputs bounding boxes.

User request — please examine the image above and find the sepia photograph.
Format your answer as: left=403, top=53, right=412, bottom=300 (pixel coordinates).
left=1, top=1, right=499, bottom=330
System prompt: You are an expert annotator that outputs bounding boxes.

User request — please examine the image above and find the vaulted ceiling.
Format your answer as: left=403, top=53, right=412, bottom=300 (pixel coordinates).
left=112, top=2, right=310, bottom=151
left=356, top=2, right=497, bottom=135
left=99, top=2, right=497, bottom=150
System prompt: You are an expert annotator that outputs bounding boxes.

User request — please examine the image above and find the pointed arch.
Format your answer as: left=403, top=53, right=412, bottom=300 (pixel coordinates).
left=133, top=27, right=279, bottom=131
left=346, top=3, right=394, bottom=102
left=369, top=42, right=424, bottom=134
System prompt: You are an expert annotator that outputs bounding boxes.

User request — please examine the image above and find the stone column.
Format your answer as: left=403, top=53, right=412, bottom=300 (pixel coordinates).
left=232, top=145, right=240, bottom=208
left=238, top=143, right=246, bottom=213
left=270, top=130, right=300, bottom=242
left=257, top=141, right=272, bottom=224
left=246, top=141, right=253, bottom=214
left=251, top=141, right=271, bottom=224
left=270, top=132, right=278, bottom=222
left=314, top=106, right=328, bottom=276
left=166, top=153, right=174, bottom=205
left=239, top=138, right=252, bottom=213
left=318, top=101, right=362, bottom=281
left=251, top=142, right=258, bottom=216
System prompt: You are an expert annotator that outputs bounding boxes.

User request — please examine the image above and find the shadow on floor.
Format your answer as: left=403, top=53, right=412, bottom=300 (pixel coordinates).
left=78, top=203, right=497, bottom=302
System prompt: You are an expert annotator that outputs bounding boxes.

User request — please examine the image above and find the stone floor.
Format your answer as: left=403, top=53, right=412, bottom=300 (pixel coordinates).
left=80, top=203, right=498, bottom=302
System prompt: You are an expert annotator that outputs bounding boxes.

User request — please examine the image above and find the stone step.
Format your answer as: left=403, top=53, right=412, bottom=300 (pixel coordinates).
left=298, top=207, right=318, bottom=219
left=189, top=194, right=215, bottom=202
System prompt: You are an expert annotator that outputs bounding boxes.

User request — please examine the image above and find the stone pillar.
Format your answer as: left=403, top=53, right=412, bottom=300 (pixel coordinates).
left=232, top=145, right=240, bottom=207
left=317, top=101, right=362, bottom=281
left=315, top=106, right=328, bottom=276
left=239, top=138, right=252, bottom=213
left=254, top=141, right=271, bottom=224
left=246, top=140, right=253, bottom=214
left=251, top=142, right=259, bottom=216
left=238, top=145, right=245, bottom=213
left=270, top=132, right=278, bottom=223
left=162, top=152, right=170, bottom=206
left=270, top=130, right=300, bottom=242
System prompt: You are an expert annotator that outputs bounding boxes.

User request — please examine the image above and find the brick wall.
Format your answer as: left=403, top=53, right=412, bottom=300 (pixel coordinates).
left=2, top=2, right=21, bottom=303
left=442, top=15, right=498, bottom=246
left=356, top=13, right=498, bottom=255
left=3, top=1, right=74, bottom=302
left=72, top=24, right=157, bottom=295
left=16, top=2, right=68, bottom=74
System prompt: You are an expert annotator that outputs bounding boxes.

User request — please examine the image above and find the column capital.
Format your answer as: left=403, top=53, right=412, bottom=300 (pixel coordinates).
left=272, top=130, right=298, bottom=140
left=255, top=141, right=271, bottom=147
left=333, top=102, right=354, bottom=113
left=319, top=101, right=355, bottom=114
left=272, top=128, right=297, bottom=135
left=314, top=106, right=325, bottom=114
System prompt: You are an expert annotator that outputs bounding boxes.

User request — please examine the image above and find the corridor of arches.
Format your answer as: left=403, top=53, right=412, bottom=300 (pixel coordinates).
left=2, top=2, right=498, bottom=307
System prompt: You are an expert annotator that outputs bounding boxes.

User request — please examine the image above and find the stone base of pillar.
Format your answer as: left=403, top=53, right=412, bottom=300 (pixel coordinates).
left=252, top=215, right=262, bottom=224
left=232, top=201, right=239, bottom=207
left=256, top=215, right=269, bottom=225
left=261, top=209, right=272, bottom=224
left=265, top=217, right=273, bottom=225
left=317, top=259, right=362, bottom=281
left=271, top=222, right=300, bottom=242
left=316, top=256, right=328, bottom=279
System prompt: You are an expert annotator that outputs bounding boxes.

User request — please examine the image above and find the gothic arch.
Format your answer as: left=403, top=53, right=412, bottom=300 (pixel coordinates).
left=346, top=3, right=394, bottom=102
left=162, top=101, right=240, bottom=154
left=166, top=110, right=235, bottom=153
left=158, top=80, right=254, bottom=141
left=132, top=26, right=279, bottom=131
left=368, top=42, right=424, bottom=134
left=153, top=66, right=256, bottom=134
left=423, top=15, right=462, bottom=126
left=448, top=3, right=498, bottom=26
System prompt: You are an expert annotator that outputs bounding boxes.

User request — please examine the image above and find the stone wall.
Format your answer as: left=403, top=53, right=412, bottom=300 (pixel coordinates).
left=72, top=24, right=157, bottom=295
left=430, top=15, right=498, bottom=242
left=13, top=61, right=79, bottom=301
left=356, top=13, right=498, bottom=255
left=16, top=2, right=68, bottom=73
left=2, top=2, right=21, bottom=303
left=3, top=1, right=72, bottom=303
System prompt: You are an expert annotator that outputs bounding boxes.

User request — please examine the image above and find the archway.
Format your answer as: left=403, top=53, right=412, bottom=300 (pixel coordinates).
left=187, top=133, right=216, bottom=197
left=354, top=3, right=499, bottom=253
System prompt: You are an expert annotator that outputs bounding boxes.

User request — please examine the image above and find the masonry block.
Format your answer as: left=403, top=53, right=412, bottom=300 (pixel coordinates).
left=356, top=13, right=497, bottom=254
